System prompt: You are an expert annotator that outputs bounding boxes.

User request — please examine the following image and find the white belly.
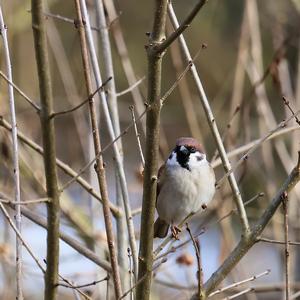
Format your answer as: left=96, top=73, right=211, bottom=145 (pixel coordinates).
left=157, top=163, right=215, bottom=225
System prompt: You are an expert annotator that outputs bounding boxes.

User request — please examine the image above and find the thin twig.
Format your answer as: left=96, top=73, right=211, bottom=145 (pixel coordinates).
left=50, top=77, right=112, bottom=119
left=283, top=96, right=300, bottom=126
left=156, top=0, right=207, bottom=53
left=120, top=258, right=168, bottom=300
left=79, top=0, right=138, bottom=279
left=74, top=0, right=122, bottom=297
left=0, top=70, right=40, bottom=111
left=94, top=0, right=129, bottom=293
left=291, top=290, right=300, bottom=300
left=0, top=192, right=112, bottom=272
left=58, top=276, right=109, bottom=289
left=129, top=105, right=145, bottom=166
left=208, top=270, right=270, bottom=297
left=0, top=198, right=49, bottom=204
left=0, top=202, right=45, bottom=273
left=257, top=237, right=300, bottom=246
left=225, top=288, right=254, bottom=300
left=211, top=125, right=300, bottom=169
left=109, top=77, right=145, bottom=97
left=186, top=223, right=203, bottom=299
left=0, top=7, right=23, bottom=299
left=283, top=193, right=290, bottom=300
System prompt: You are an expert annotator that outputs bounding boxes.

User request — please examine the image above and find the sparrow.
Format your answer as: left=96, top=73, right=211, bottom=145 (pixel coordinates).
left=154, top=137, right=215, bottom=239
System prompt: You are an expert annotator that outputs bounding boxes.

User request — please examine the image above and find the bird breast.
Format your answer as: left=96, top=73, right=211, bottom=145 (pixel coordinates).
left=156, top=163, right=215, bottom=225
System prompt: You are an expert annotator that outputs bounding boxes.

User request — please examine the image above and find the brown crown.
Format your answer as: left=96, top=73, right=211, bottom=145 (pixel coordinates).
left=175, top=137, right=204, bottom=153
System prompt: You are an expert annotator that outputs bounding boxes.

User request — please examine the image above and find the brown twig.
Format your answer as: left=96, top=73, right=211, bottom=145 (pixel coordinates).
left=186, top=223, right=204, bottom=299
left=49, top=77, right=112, bottom=119
left=226, top=288, right=254, bottom=299
left=73, top=0, right=122, bottom=298
left=282, top=192, right=290, bottom=300
left=156, top=0, right=207, bottom=53
left=257, top=237, right=300, bottom=246
left=120, top=258, right=167, bottom=300
left=129, top=105, right=145, bottom=167
left=0, top=70, right=40, bottom=111
left=208, top=270, right=270, bottom=298
left=58, top=276, right=109, bottom=289
left=283, top=96, right=300, bottom=127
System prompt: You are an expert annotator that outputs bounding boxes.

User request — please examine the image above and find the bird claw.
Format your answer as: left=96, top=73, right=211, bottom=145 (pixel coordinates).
left=171, top=225, right=181, bottom=240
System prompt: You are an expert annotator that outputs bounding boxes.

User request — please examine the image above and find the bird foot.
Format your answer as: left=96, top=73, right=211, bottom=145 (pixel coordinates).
left=171, top=225, right=181, bottom=240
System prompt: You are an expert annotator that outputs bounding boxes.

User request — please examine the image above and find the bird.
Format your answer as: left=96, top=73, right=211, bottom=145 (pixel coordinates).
left=154, top=137, right=215, bottom=239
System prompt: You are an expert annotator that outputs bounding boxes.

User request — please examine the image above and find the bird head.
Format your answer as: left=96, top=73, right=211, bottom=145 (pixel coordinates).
left=167, top=137, right=206, bottom=171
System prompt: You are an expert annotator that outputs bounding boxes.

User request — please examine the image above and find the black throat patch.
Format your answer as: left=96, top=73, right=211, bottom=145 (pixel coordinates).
left=175, top=146, right=190, bottom=171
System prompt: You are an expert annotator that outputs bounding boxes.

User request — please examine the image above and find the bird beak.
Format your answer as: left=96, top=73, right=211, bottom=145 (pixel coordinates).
left=180, top=146, right=189, bottom=156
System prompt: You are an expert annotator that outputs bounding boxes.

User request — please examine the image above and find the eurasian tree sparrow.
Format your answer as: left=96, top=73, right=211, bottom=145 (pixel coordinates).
left=154, top=137, right=216, bottom=239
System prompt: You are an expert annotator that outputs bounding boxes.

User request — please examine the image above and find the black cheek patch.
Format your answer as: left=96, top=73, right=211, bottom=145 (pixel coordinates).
left=169, top=153, right=173, bottom=160
left=196, top=155, right=203, bottom=161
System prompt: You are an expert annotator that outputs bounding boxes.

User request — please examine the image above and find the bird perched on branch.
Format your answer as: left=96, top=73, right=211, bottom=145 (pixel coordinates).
left=154, top=137, right=215, bottom=239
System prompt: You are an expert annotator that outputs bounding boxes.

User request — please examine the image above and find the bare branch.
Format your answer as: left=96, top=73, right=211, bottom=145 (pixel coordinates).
left=0, top=197, right=49, bottom=205
left=109, top=77, right=145, bottom=97
left=186, top=223, right=204, bottom=299
left=50, top=77, right=112, bottom=119
left=58, top=276, right=109, bottom=289
left=257, top=237, right=300, bottom=246
left=156, top=0, right=207, bottom=53
left=74, top=0, right=122, bottom=297
left=208, top=270, right=270, bottom=298
left=226, top=288, right=254, bottom=300
left=283, top=96, right=300, bottom=126
left=31, top=1, right=61, bottom=298
left=129, top=105, right=145, bottom=166
left=0, top=70, right=40, bottom=111
left=283, top=194, right=290, bottom=300
left=0, top=6, right=23, bottom=299
left=137, top=1, right=168, bottom=299
left=79, top=0, right=138, bottom=278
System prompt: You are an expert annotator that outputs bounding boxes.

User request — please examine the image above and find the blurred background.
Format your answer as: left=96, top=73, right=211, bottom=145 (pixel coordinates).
left=0, top=0, right=300, bottom=299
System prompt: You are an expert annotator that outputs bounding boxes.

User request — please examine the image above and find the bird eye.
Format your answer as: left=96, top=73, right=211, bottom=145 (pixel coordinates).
left=189, top=147, right=196, bottom=153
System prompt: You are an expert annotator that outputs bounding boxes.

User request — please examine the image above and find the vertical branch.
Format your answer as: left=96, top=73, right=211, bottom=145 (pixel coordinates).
left=137, top=1, right=168, bottom=299
left=79, top=0, right=138, bottom=278
left=0, top=6, right=22, bottom=300
left=283, top=194, right=290, bottom=300
left=167, top=2, right=250, bottom=237
left=31, top=1, right=60, bottom=299
left=73, top=0, right=122, bottom=298
left=94, top=0, right=129, bottom=289
left=186, top=224, right=204, bottom=300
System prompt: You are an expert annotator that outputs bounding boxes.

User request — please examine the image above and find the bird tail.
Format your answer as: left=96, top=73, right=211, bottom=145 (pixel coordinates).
left=154, top=218, right=169, bottom=238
